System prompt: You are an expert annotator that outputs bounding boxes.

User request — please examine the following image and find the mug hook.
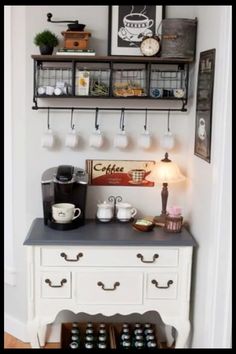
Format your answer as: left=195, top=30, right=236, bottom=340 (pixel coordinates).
left=47, top=108, right=50, bottom=130
left=70, top=108, right=75, bottom=130
left=95, top=107, right=99, bottom=130
left=144, top=108, right=148, bottom=131
left=167, top=109, right=170, bottom=132
left=120, top=108, right=125, bottom=131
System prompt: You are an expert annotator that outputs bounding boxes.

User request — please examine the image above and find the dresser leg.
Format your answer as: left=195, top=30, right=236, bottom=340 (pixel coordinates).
left=28, top=320, right=40, bottom=348
left=164, top=324, right=175, bottom=347
left=38, top=323, right=47, bottom=347
left=173, top=320, right=191, bottom=348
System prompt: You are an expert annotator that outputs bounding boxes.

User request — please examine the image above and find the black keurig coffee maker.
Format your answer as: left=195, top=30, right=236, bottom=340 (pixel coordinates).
left=41, top=165, right=88, bottom=230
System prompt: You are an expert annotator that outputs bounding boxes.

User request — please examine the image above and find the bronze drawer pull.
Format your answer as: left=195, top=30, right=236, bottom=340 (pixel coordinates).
left=45, top=278, right=67, bottom=288
left=60, top=252, right=83, bottom=262
left=97, top=281, right=120, bottom=291
left=151, top=279, right=173, bottom=289
left=136, top=253, right=159, bottom=263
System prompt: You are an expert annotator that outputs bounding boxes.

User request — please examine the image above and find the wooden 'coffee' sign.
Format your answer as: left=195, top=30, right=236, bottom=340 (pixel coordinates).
left=86, top=160, right=155, bottom=187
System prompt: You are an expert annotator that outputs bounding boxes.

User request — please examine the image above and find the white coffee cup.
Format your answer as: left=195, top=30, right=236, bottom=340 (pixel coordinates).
left=113, top=130, right=128, bottom=149
left=45, top=86, right=55, bottom=96
left=54, top=87, right=63, bottom=96
left=41, top=128, right=55, bottom=148
left=52, top=203, right=81, bottom=224
left=37, top=86, right=46, bottom=95
left=116, top=202, right=137, bottom=222
left=65, top=128, right=79, bottom=148
left=89, top=129, right=104, bottom=148
left=138, top=130, right=151, bottom=149
left=160, top=131, right=175, bottom=150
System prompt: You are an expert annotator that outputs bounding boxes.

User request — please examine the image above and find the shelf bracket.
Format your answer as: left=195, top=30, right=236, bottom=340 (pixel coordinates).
left=32, top=97, right=38, bottom=110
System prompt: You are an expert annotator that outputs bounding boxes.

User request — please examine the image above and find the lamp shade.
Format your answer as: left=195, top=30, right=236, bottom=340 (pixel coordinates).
left=146, top=153, right=186, bottom=184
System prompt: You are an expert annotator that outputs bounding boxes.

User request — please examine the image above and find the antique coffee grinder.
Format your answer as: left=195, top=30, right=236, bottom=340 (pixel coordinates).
left=41, top=165, right=88, bottom=230
left=47, top=12, right=91, bottom=50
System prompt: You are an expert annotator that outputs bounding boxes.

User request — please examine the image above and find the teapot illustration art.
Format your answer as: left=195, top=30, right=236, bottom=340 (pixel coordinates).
left=96, top=201, right=114, bottom=222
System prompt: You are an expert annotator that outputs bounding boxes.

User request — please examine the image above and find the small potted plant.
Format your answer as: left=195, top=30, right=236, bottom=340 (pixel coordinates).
left=34, top=29, right=59, bottom=55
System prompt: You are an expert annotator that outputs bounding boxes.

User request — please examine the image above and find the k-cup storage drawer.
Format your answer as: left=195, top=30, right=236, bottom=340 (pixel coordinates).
left=146, top=272, right=178, bottom=299
left=75, top=271, right=143, bottom=304
left=40, top=271, right=71, bottom=299
left=40, top=247, right=179, bottom=267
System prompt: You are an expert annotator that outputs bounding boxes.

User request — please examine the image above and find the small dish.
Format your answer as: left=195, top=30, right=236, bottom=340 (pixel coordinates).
left=132, top=219, right=155, bottom=232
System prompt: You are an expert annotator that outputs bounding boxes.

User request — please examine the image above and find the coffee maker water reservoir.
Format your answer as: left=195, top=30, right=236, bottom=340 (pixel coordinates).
left=41, top=165, right=88, bottom=230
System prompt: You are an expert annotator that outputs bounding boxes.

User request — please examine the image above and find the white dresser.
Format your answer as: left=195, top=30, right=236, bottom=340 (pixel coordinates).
left=24, top=218, right=196, bottom=348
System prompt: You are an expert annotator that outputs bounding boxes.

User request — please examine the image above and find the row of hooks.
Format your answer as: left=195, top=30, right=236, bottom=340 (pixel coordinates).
left=46, top=107, right=173, bottom=132
left=43, top=108, right=175, bottom=150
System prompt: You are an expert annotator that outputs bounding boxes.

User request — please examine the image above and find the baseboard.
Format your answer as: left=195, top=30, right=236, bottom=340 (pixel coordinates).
left=4, top=313, right=28, bottom=342
left=4, top=267, right=16, bottom=286
left=4, top=313, right=61, bottom=343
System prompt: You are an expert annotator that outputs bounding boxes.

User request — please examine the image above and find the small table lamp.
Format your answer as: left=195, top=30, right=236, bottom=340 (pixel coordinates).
left=146, top=152, right=186, bottom=225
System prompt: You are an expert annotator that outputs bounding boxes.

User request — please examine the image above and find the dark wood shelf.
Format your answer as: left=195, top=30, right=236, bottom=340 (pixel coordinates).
left=31, top=54, right=194, bottom=64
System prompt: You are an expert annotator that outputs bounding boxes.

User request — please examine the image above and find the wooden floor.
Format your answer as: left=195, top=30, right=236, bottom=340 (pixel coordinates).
left=4, top=332, right=172, bottom=349
left=4, top=332, right=60, bottom=349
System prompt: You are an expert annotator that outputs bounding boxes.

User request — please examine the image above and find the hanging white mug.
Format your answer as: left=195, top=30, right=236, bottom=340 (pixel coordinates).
left=114, top=130, right=128, bottom=149
left=65, top=128, right=79, bottom=148
left=41, top=128, right=55, bottom=148
left=138, top=130, right=151, bottom=149
left=160, top=131, right=175, bottom=150
left=89, top=129, right=104, bottom=148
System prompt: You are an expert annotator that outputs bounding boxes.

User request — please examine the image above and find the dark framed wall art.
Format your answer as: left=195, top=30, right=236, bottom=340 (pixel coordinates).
left=194, top=49, right=216, bottom=163
left=108, top=5, right=164, bottom=56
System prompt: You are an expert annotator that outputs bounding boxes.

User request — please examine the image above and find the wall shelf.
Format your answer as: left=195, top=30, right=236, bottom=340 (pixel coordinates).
left=32, top=55, right=192, bottom=112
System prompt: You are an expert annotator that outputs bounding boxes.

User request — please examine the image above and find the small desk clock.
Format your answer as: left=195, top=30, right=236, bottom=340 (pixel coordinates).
left=140, top=35, right=161, bottom=57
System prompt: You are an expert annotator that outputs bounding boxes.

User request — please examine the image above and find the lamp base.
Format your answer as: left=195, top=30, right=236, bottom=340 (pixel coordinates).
left=153, top=214, right=167, bottom=227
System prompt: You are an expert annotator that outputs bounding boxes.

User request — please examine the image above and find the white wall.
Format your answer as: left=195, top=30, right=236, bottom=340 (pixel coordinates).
left=4, top=5, right=231, bottom=348
left=4, top=4, right=190, bottom=330
left=185, top=6, right=232, bottom=348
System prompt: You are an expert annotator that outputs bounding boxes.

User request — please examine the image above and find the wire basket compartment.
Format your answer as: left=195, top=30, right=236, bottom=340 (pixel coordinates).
left=36, top=62, right=73, bottom=96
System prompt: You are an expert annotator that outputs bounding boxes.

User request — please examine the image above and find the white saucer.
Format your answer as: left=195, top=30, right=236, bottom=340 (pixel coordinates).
left=128, top=179, right=148, bottom=185
left=97, top=218, right=112, bottom=222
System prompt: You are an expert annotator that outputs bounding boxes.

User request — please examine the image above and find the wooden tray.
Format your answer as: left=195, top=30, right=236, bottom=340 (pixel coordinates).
left=60, top=322, right=116, bottom=349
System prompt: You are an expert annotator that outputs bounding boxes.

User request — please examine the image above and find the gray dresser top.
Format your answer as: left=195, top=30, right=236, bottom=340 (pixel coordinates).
left=23, top=218, right=197, bottom=247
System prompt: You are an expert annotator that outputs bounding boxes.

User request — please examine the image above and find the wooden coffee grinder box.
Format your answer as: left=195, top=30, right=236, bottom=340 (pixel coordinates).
left=61, top=31, right=91, bottom=50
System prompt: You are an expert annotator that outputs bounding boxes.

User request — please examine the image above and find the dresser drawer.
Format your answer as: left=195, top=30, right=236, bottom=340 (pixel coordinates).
left=146, top=272, right=178, bottom=299
left=40, top=271, right=71, bottom=299
left=75, top=271, right=143, bottom=304
left=40, top=247, right=178, bottom=267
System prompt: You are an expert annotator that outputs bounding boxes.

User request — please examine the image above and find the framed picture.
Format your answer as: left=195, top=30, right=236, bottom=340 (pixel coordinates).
left=86, top=159, right=155, bottom=186
left=194, top=49, right=216, bottom=163
left=108, top=5, right=165, bottom=56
